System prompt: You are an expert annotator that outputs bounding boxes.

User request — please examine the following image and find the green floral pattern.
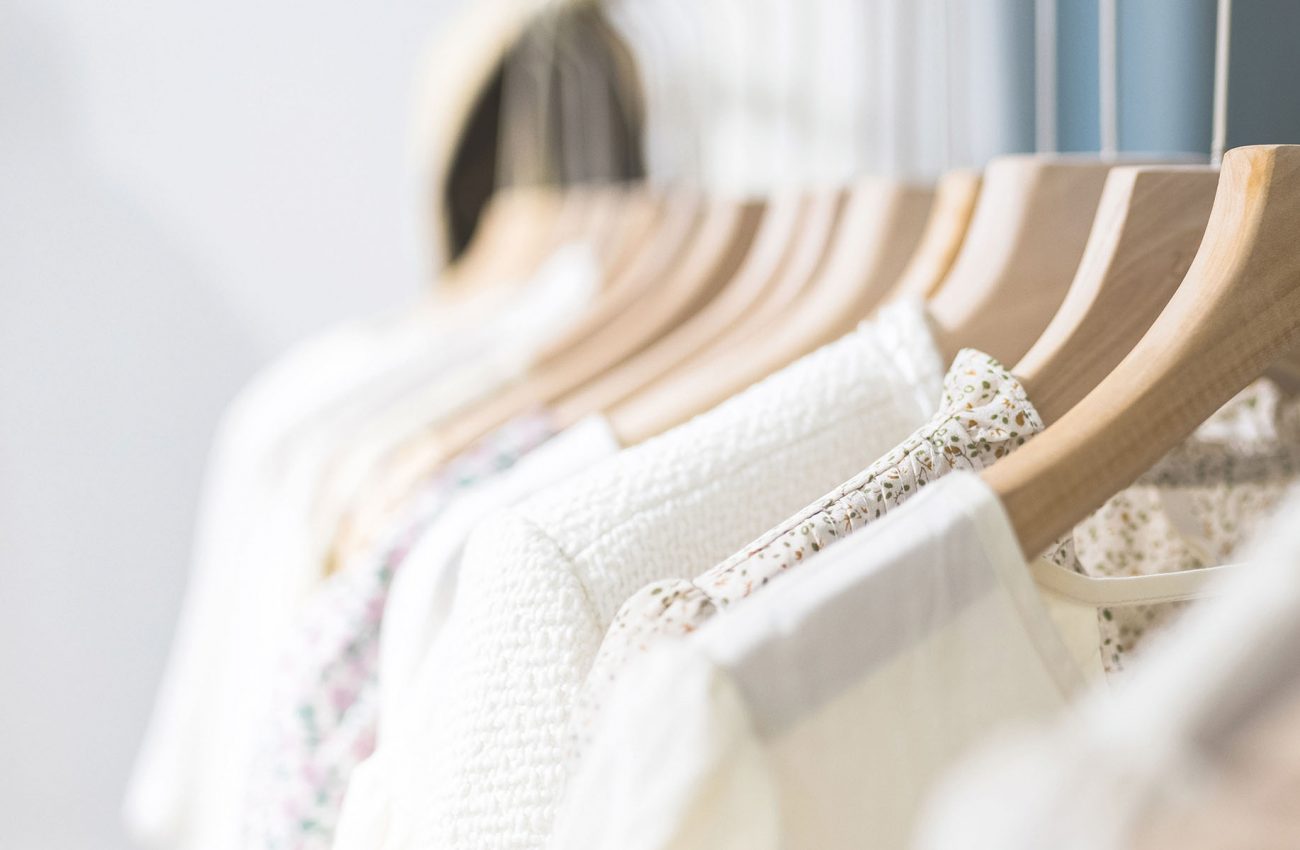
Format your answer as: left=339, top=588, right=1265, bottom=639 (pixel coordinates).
left=1046, top=379, right=1300, bottom=674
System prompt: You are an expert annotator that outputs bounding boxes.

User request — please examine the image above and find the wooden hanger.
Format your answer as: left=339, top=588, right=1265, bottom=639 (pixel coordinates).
left=542, top=0, right=756, bottom=360
left=440, top=197, right=764, bottom=449
left=624, top=19, right=859, bottom=377
left=550, top=190, right=825, bottom=425
left=590, top=185, right=664, bottom=285
left=416, top=0, right=562, bottom=277
left=608, top=176, right=932, bottom=445
left=564, top=185, right=629, bottom=273
left=338, top=193, right=765, bottom=549
left=529, top=189, right=702, bottom=364
left=326, top=189, right=717, bottom=564
left=448, top=107, right=620, bottom=296
left=639, top=189, right=852, bottom=395
left=1014, top=165, right=1220, bottom=424
left=985, top=145, right=1300, bottom=559
left=925, top=156, right=1117, bottom=366
left=711, top=188, right=852, bottom=349
left=596, top=188, right=850, bottom=421
left=447, top=20, right=585, bottom=284
left=885, top=168, right=982, bottom=301
left=545, top=6, right=660, bottom=287
left=438, top=184, right=567, bottom=291
left=553, top=20, right=649, bottom=274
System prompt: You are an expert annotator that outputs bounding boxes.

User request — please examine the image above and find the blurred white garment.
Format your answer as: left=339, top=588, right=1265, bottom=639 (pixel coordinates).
left=328, top=300, right=948, bottom=850
left=914, top=485, right=1300, bottom=850
left=550, top=473, right=1089, bottom=850
left=124, top=247, right=597, bottom=850
left=332, top=415, right=622, bottom=848
left=306, top=244, right=599, bottom=570
left=377, top=414, right=622, bottom=731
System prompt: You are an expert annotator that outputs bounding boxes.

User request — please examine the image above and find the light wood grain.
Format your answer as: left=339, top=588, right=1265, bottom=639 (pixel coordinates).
left=887, top=169, right=982, bottom=302
left=926, top=156, right=1116, bottom=366
left=552, top=190, right=819, bottom=424
left=588, top=187, right=664, bottom=288
left=599, top=188, right=849, bottom=422
left=1015, top=165, right=1220, bottom=424
left=334, top=196, right=766, bottom=562
left=531, top=190, right=700, bottom=364
left=609, top=177, right=932, bottom=445
left=440, top=186, right=568, bottom=290
left=697, top=189, right=851, bottom=352
left=985, top=145, right=1300, bottom=559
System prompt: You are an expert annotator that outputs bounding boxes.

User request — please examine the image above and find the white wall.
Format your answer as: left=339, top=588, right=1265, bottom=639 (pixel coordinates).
left=0, top=1, right=461, bottom=847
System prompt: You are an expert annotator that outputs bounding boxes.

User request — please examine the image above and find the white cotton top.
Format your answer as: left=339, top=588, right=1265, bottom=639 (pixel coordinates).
left=914, top=485, right=1300, bottom=850
left=379, top=414, right=624, bottom=734
left=125, top=249, right=596, bottom=850
left=549, top=473, right=1090, bottom=850
left=328, top=299, right=948, bottom=850
left=331, top=416, right=624, bottom=849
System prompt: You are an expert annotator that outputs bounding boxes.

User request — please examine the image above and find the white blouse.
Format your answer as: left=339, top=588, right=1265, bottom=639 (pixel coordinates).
left=328, top=299, right=948, bottom=850
left=550, top=473, right=1087, bottom=850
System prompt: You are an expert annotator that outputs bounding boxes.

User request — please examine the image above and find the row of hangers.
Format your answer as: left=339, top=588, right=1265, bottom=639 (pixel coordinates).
left=339, top=0, right=1300, bottom=587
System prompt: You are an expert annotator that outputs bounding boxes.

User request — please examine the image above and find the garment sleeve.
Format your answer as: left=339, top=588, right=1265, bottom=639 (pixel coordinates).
left=381, top=512, right=607, bottom=849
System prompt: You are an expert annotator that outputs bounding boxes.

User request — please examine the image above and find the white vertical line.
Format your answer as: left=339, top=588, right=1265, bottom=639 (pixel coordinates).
left=1035, top=0, right=1058, bottom=154
left=940, top=0, right=953, bottom=171
left=897, top=0, right=915, bottom=178
left=1098, top=0, right=1118, bottom=158
left=949, top=0, right=970, bottom=167
left=1212, top=0, right=1233, bottom=165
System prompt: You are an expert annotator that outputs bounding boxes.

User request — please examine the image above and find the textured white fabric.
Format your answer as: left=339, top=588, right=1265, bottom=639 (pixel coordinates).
left=379, top=415, right=623, bottom=735
left=329, top=299, right=947, bottom=850
left=330, top=416, right=622, bottom=850
left=125, top=250, right=596, bottom=850
left=550, top=473, right=1089, bottom=850
left=915, top=485, right=1300, bottom=850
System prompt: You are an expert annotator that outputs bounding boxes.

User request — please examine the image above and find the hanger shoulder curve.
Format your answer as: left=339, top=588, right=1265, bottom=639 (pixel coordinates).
left=551, top=192, right=808, bottom=423
left=926, top=156, right=1116, bottom=366
left=608, top=177, right=931, bottom=445
left=986, top=145, right=1300, bottom=559
left=886, top=168, right=982, bottom=302
left=1014, top=164, right=1221, bottom=424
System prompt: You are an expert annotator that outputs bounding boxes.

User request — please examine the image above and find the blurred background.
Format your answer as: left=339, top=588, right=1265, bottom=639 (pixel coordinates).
left=3, top=0, right=1300, bottom=847
left=0, top=1, right=455, bottom=847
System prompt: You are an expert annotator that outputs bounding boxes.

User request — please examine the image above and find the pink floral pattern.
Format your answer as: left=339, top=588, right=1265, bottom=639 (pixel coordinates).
left=240, top=410, right=557, bottom=850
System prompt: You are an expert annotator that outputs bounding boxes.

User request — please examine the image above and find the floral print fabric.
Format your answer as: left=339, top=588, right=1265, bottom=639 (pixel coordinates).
left=240, top=410, right=557, bottom=850
left=1046, top=379, right=1300, bottom=675
left=567, top=349, right=1042, bottom=759
left=570, top=368, right=1300, bottom=767
left=701, top=349, right=1040, bottom=606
